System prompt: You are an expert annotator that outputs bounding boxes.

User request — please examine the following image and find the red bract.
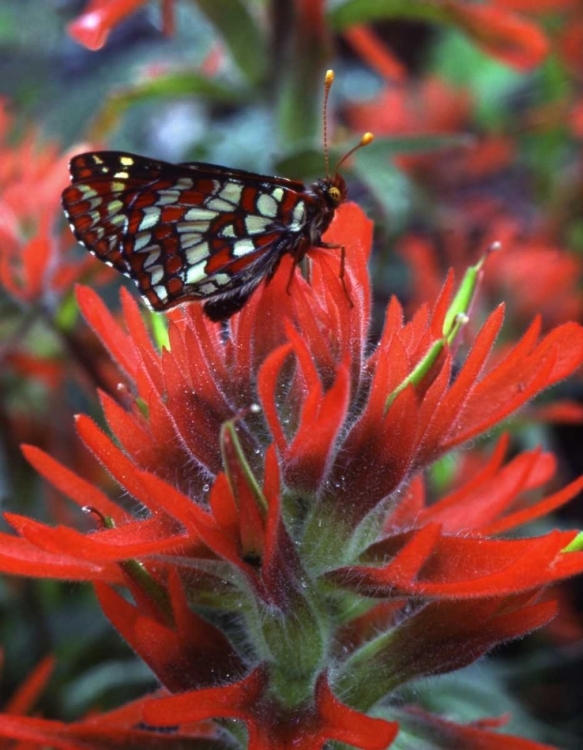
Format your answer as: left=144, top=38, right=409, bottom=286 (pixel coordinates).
left=0, top=654, right=54, bottom=717
left=0, top=101, right=119, bottom=520
left=0, top=99, right=91, bottom=305
left=442, top=0, right=549, bottom=70
left=343, top=25, right=407, bottom=82
left=68, top=0, right=175, bottom=51
left=0, top=203, right=582, bottom=747
left=399, top=222, right=583, bottom=331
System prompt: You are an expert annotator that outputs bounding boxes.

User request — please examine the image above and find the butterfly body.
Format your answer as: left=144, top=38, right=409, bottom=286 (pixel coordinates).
left=62, top=151, right=347, bottom=321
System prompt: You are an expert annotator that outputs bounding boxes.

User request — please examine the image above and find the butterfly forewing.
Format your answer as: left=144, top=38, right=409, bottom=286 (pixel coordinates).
left=62, top=151, right=318, bottom=319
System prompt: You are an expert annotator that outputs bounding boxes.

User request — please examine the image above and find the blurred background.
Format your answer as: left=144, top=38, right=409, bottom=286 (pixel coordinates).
left=1, top=0, right=583, bottom=745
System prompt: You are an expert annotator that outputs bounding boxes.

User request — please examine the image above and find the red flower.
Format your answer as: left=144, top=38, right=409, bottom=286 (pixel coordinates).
left=68, top=0, right=175, bottom=51
left=0, top=99, right=92, bottom=306
left=0, top=203, right=582, bottom=747
left=399, top=223, right=583, bottom=331
left=442, top=0, right=549, bottom=71
left=343, top=25, right=407, bottom=82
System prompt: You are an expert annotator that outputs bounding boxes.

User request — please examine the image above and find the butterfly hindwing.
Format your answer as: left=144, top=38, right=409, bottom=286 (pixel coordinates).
left=62, top=152, right=313, bottom=314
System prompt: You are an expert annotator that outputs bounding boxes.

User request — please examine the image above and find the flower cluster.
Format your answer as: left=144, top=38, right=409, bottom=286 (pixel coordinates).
left=0, top=100, right=88, bottom=307
left=0, top=203, right=582, bottom=748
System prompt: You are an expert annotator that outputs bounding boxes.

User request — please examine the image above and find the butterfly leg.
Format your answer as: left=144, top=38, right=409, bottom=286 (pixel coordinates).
left=285, top=237, right=311, bottom=295
left=319, top=241, right=354, bottom=309
left=285, top=258, right=297, bottom=294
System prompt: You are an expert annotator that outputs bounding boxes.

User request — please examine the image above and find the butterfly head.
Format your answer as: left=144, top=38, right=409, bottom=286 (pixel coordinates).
left=326, top=172, right=347, bottom=206
left=307, top=130, right=372, bottom=218
left=320, top=172, right=348, bottom=208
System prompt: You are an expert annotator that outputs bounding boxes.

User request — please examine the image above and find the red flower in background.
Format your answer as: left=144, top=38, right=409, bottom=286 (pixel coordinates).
left=68, top=0, right=176, bottom=51
left=345, top=11, right=583, bottom=361
left=0, top=99, right=128, bottom=524
left=442, top=0, right=548, bottom=71
left=0, top=99, right=92, bottom=306
left=0, top=202, right=581, bottom=747
left=399, top=223, right=583, bottom=330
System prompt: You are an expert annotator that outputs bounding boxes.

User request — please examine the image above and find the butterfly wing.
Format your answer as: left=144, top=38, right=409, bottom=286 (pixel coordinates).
left=62, top=151, right=312, bottom=320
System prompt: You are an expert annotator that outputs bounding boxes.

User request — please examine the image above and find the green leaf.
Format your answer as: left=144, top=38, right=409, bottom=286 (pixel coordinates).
left=442, top=255, right=486, bottom=340
left=274, top=133, right=468, bottom=181
left=329, top=0, right=446, bottom=30
left=361, top=132, right=474, bottom=157
left=149, top=311, right=169, bottom=351
left=564, top=532, right=583, bottom=553
left=274, top=143, right=332, bottom=180
left=55, top=291, right=80, bottom=332
left=192, top=0, right=267, bottom=84
left=89, top=71, right=243, bottom=140
left=384, top=255, right=485, bottom=411
left=429, top=32, right=523, bottom=128
left=350, top=147, right=413, bottom=232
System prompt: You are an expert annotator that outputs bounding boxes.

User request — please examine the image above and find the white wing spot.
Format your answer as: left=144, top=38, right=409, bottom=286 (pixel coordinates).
left=138, top=207, right=161, bottom=231
left=156, top=190, right=181, bottom=205
left=182, top=234, right=206, bottom=251
left=134, top=232, right=152, bottom=251
left=219, top=182, right=243, bottom=204
left=184, top=208, right=218, bottom=222
left=290, top=202, right=306, bottom=231
left=272, top=187, right=284, bottom=202
left=257, top=192, right=278, bottom=219
left=113, top=171, right=129, bottom=179
left=185, top=243, right=210, bottom=265
left=245, top=216, right=271, bottom=234
left=221, top=224, right=236, bottom=238
left=206, top=197, right=234, bottom=212
left=184, top=260, right=207, bottom=285
left=120, top=156, right=134, bottom=167
left=178, top=221, right=213, bottom=233
left=78, top=185, right=97, bottom=198
left=143, top=248, right=161, bottom=269
left=149, top=266, right=164, bottom=286
left=107, top=199, right=123, bottom=214
left=233, top=239, right=256, bottom=257
left=153, top=284, right=169, bottom=302
left=198, top=273, right=230, bottom=293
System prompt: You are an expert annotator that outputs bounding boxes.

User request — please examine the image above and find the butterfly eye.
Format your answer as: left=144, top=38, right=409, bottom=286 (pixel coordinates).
left=328, top=186, right=342, bottom=202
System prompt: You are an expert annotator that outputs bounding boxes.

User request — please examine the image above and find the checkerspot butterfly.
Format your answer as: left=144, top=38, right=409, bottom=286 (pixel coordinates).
left=62, top=71, right=373, bottom=321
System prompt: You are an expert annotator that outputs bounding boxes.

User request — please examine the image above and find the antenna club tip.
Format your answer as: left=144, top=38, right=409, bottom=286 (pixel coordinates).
left=325, top=69, right=335, bottom=85
left=361, top=132, right=374, bottom=146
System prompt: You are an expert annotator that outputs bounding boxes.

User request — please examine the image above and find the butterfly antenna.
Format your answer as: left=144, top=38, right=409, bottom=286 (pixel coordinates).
left=333, top=131, right=374, bottom=176
left=323, top=69, right=335, bottom=179
left=323, top=70, right=374, bottom=176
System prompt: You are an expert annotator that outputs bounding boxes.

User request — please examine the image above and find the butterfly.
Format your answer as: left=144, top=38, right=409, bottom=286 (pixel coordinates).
left=62, top=72, right=373, bottom=322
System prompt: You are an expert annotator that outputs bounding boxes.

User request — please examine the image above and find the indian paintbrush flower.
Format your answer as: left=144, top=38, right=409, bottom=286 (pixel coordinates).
left=0, top=203, right=582, bottom=748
